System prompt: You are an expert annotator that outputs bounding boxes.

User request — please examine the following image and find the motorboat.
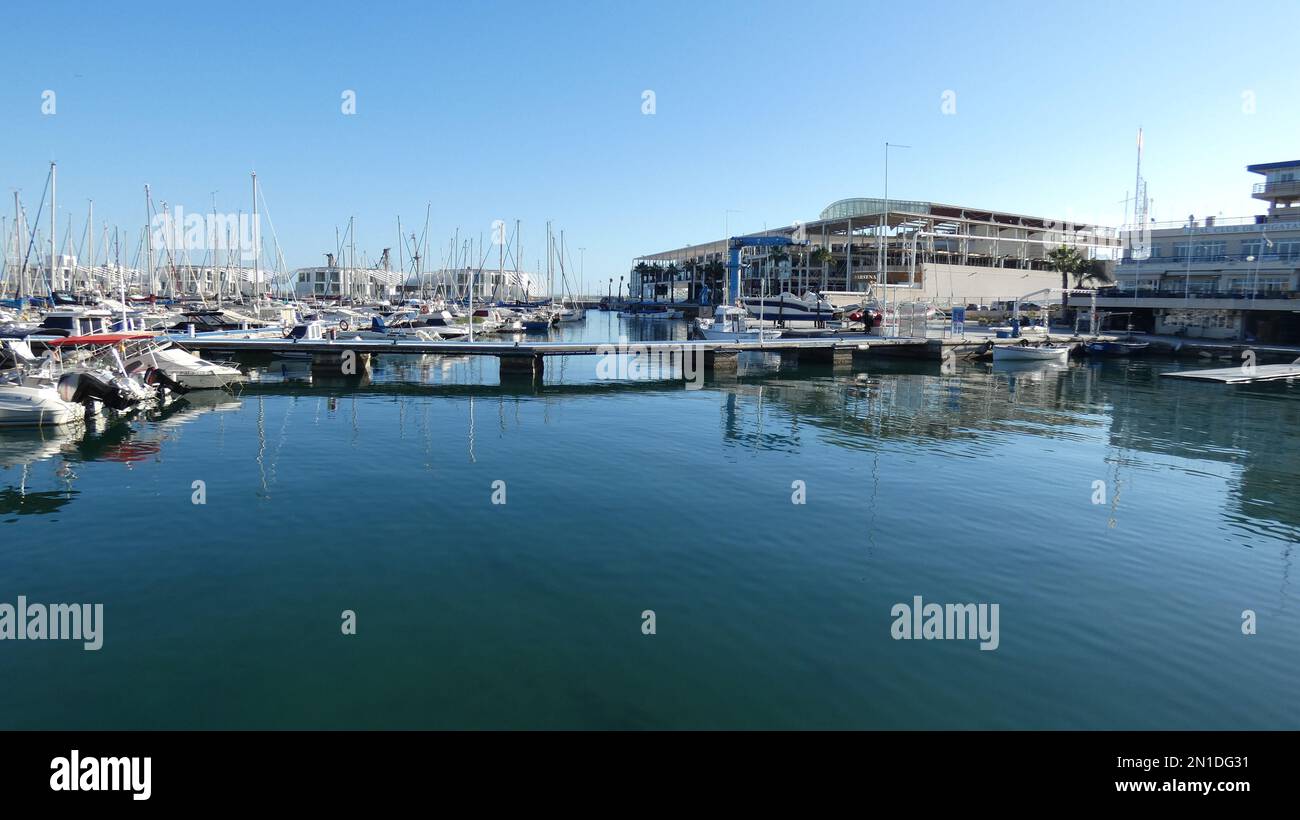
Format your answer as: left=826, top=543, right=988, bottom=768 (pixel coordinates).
left=0, top=379, right=87, bottom=427
left=742, top=291, right=839, bottom=323
left=0, top=356, right=145, bottom=426
left=991, top=342, right=1072, bottom=362
left=1084, top=340, right=1150, bottom=356
left=693, top=306, right=783, bottom=341
left=120, top=340, right=246, bottom=390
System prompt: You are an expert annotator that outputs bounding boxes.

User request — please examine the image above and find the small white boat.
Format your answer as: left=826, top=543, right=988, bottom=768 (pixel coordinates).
left=121, top=340, right=246, bottom=390
left=693, top=306, right=783, bottom=341
left=0, top=382, right=86, bottom=427
left=992, top=343, right=1072, bottom=362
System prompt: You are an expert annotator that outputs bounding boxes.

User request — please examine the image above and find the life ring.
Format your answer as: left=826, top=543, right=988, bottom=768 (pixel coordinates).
left=339, top=319, right=350, bottom=331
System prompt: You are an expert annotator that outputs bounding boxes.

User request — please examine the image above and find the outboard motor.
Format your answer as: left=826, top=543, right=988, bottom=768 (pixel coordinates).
left=371, top=315, right=386, bottom=333
left=142, top=366, right=190, bottom=396
left=57, top=371, right=139, bottom=411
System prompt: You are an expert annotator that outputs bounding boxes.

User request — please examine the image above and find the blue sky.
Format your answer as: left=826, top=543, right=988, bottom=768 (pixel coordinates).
left=2, top=0, right=1297, bottom=292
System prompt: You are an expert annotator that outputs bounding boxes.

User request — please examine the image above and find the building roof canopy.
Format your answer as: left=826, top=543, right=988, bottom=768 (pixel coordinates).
left=819, top=198, right=929, bottom=220
left=1247, top=160, right=1300, bottom=174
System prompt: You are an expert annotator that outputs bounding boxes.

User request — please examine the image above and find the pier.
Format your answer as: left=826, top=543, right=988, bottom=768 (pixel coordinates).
left=173, top=335, right=919, bottom=378
left=1160, top=363, right=1300, bottom=384
left=172, top=331, right=1106, bottom=374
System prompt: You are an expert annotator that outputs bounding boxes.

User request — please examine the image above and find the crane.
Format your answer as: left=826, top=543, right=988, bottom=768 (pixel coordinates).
left=725, top=235, right=810, bottom=303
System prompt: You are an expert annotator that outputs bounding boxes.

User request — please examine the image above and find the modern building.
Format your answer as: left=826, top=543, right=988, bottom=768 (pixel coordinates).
left=1098, top=161, right=1300, bottom=343
left=292, top=260, right=402, bottom=301
left=633, top=198, right=1121, bottom=307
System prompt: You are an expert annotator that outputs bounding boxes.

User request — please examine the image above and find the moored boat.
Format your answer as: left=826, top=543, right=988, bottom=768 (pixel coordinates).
left=992, top=342, right=1072, bottom=362
left=742, top=291, right=839, bottom=323
left=1085, top=340, right=1150, bottom=356
left=692, top=306, right=783, bottom=341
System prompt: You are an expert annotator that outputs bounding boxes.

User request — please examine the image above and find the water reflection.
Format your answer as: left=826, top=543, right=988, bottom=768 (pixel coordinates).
left=0, top=394, right=242, bottom=519
left=5, top=321, right=1299, bottom=547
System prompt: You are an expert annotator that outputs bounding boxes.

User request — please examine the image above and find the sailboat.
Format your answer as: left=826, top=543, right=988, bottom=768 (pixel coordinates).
left=552, top=227, right=585, bottom=323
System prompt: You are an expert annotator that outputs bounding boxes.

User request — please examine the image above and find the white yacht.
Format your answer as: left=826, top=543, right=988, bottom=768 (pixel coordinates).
left=693, top=306, right=784, bottom=341
left=120, top=340, right=246, bottom=390
left=742, top=292, right=838, bottom=323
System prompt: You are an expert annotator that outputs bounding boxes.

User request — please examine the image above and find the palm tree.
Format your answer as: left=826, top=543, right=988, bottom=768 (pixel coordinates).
left=702, top=260, right=726, bottom=303
left=810, top=246, right=834, bottom=292
left=1073, top=259, right=1114, bottom=290
left=632, top=262, right=653, bottom=303
left=1047, top=245, right=1085, bottom=311
left=681, top=260, right=699, bottom=302
left=663, top=263, right=680, bottom=303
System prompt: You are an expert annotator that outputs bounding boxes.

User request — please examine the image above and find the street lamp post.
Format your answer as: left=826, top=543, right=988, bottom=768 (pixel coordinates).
left=883, top=142, right=910, bottom=329
left=725, top=209, right=741, bottom=303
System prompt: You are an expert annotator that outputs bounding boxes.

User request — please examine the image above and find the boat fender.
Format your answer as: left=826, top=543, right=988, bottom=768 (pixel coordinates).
left=339, top=319, right=350, bottom=331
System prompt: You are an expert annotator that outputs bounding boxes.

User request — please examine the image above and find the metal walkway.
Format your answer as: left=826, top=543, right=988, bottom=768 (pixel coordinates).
left=1161, top=364, right=1300, bottom=384
left=170, top=335, right=925, bottom=357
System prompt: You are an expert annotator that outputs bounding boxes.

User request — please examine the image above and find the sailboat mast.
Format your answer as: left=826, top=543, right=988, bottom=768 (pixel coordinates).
left=49, top=161, right=55, bottom=297
left=251, top=171, right=259, bottom=305
left=12, top=192, right=19, bottom=298
left=87, top=199, right=93, bottom=295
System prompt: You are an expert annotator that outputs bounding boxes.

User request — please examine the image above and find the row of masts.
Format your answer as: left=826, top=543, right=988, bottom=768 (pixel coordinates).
left=3, top=164, right=591, bottom=304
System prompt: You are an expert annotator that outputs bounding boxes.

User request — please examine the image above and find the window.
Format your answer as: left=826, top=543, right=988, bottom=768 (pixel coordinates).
left=1174, top=241, right=1228, bottom=261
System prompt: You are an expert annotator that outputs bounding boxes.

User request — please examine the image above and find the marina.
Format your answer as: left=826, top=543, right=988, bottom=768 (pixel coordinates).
left=2, top=0, right=1298, bottom=761
left=2, top=311, right=1297, bottom=730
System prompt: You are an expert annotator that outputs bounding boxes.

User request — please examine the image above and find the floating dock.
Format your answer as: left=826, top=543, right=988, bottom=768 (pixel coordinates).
left=1160, top=364, right=1300, bottom=384
left=172, top=335, right=918, bottom=377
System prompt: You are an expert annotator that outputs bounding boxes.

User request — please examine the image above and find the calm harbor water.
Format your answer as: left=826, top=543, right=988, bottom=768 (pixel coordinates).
left=1, top=312, right=1297, bottom=729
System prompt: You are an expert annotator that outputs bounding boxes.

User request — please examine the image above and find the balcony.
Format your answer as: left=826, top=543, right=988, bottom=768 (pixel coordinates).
left=1094, top=286, right=1299, bottom=311
left=1253, top=179, right=1300, bottom=200
left=1118, top=252, right=1300, bottom=266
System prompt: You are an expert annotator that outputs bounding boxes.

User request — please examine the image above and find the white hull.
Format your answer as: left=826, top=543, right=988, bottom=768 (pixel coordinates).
left=122, top=343, right=246, bottom=390
left=0, top=385, right=84, bottom=427
left=697, top=327, right=783, bottom=342
left=743, top=292, right=838, bottom=322
left=992, top=344, right=1071, bottom=362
